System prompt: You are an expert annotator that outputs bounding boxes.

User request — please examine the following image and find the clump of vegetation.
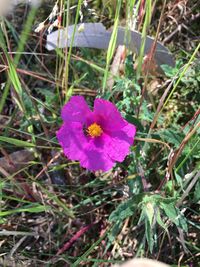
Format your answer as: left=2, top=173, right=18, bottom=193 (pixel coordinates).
left=0, top=1, right=199, bottom=266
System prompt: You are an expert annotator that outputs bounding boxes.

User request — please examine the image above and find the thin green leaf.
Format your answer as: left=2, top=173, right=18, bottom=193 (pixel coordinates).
left=156, top=208, right=168, bottom=232
left=0, top=204, right=48, bottom=217
left=144, top=202, right=154, bottom=226
left=0, top=136, right=35, bottom=148
left=102, top=0, right=122, bottom=92
left=145, top=219, right=154, bottom=253
left=160, top=202, right=179, bottom=226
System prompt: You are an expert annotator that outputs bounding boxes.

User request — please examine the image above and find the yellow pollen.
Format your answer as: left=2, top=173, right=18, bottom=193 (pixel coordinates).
left=87, top=123, right=103, bottom=137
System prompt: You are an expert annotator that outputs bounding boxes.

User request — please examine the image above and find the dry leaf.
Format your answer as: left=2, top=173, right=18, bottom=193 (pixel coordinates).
left=0, top=150, right=34, bottom=174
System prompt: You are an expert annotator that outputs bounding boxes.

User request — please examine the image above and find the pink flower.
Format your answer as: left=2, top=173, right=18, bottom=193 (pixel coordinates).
left=56, top=96, right=136, bottom=172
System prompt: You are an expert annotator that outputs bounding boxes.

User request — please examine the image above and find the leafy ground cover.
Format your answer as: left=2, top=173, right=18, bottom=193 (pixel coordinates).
left=0, top=0, right=199, bottom=266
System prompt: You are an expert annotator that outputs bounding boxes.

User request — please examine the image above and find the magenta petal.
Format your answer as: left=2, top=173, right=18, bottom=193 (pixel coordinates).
left=56, top=122, right=88, bottom=161
left=93, top=98, right=126, bottom=131
left=122, top=121, right=137, bottom=142
left=101, top=122, right=136, bottom=162
left=80, top=149, right=115, bottom=171
left=61, top=96, right=92, bottom=123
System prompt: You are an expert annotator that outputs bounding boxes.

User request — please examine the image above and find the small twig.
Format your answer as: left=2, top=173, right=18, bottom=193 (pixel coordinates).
left=0, top=166, right=10, bottom=177
left=9, top=236, right=27, bottom=257
left=35, top=151, right=61, bottom=179
left=150, top=77, right=176, bottom=130
left=169, top=121, right=200, bottom=172
left=137, top=0, right=167, bottom=116
left=163, top=25, right=181, bottom=44
left=135, top=137, right=171, bottom=150
left=0, top=230, right=37, bottom=236
left=176, top=171, right=200, bottom=207
left=138, top=162, right=148, bottom=192
left=56, top=222, right=97, bottom=256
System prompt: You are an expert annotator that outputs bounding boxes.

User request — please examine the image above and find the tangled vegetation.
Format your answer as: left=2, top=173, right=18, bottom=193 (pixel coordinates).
left=0, top=0, right=199, bottom=266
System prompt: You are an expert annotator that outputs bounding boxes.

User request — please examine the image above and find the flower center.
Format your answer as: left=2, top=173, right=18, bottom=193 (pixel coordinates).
left=87, top=123, right=103, bottom=138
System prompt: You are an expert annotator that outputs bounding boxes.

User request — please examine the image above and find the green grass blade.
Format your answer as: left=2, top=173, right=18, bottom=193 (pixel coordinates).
left=0, top=204, right=49, bottom=217
left=136, top=0, right=152, bottom=78
left=0, top=136, right=35, bottom=147
left=102, top=0, right=122, bottom=93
